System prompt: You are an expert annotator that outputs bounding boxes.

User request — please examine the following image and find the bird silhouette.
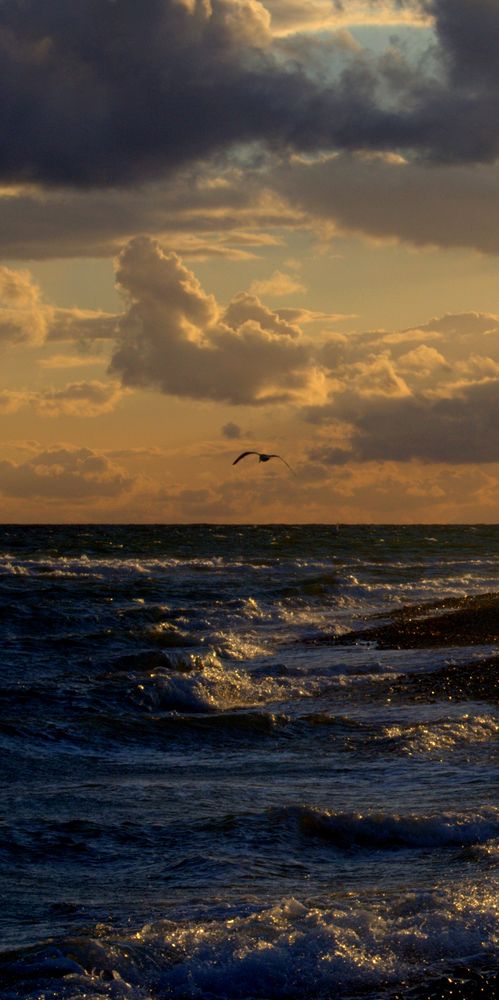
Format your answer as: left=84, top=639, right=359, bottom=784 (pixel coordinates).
left=232, top=451, right=295, bottom=473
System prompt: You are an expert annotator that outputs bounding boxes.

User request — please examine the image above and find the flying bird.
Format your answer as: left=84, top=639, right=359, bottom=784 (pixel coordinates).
left=232, top=451, right=295, bottom=473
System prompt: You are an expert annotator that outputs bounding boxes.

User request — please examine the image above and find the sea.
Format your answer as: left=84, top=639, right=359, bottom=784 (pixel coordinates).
left=0, top=524, right=497, bottom=1000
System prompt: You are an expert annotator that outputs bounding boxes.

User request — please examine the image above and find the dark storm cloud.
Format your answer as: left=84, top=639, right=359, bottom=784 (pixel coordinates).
left=431, top=0, right=499, bottom=87
left=276, top=154, right=499, bottom=256
left=308, top=379, right=499, bottom=465
left=3, top=152, right=499, bottom=262
left=2, top=0, right=499, bottom=189
left=0, top=0, right=274, bottom=186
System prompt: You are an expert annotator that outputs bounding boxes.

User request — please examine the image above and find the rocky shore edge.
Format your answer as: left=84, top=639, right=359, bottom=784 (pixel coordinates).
left=313, top=592, right=499, bottom=703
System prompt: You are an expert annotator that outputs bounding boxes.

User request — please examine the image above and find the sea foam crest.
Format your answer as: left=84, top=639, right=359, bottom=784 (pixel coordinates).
left=0, top=552, right=230, bottom=582
left=129, top=653, right=294, bottom=714
left=383, top=714, right=499, bottom=754
left=0, top=555, right=30, bottom=576
left=2, top=889, right=496, bottom=999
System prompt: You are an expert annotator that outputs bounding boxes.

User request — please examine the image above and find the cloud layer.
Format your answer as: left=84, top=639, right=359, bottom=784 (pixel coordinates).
left=1, top=2, right=499, bottom=266
left=2, top=236, right=498, bottom=471
left=0, top=446, right=133, bottom=501
left=0, top=381, right=125, bottom=418
left=2, top=0, right=499, bottom=192
left=276, top=153, right=499, bottom=255
left=105, top=240, right=499, bottom=466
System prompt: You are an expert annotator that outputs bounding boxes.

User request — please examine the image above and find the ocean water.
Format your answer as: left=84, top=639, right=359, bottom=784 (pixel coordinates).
left=0, top=524, right=497, bottom=999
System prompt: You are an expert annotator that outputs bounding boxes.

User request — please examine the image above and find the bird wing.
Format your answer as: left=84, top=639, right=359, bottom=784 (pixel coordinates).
left=233, top=451, right=259, bottom=465
left=268, top=454, right=296, bottom=474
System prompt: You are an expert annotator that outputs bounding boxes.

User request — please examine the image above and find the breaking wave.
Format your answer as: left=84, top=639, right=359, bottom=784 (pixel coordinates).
left=382, top=713, right=499, bottom=755
left=293, top=806, right=499, bottom=851
left=1, top=889, right=496, bottom=1000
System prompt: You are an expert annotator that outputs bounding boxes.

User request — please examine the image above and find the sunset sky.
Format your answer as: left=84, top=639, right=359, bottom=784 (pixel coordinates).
left=1, top=0, right=499, bottom=522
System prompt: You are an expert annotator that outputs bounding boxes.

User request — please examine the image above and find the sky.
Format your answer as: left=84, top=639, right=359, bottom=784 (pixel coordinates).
left=1, top=0, right=499, bottom=523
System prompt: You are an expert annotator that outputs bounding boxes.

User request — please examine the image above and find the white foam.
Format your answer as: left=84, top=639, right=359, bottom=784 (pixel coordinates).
left=14, top=889, right=494, bottom=999
left=129, top=654, right=308, bottom=714
left=383, top=713, right=499, bottom=755
left=130, top=889, right=498, bottom=998
left=0, top=556, right=30, bottom=576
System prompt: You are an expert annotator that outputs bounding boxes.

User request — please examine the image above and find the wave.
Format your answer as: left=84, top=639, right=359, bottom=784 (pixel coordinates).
left=292, top=806, right=499, bottom=851
left=132, top=707, right=365, bottom=738
left=0, top=552, right=310, bottom=598
left=189, top=804, right=499, bottom=857
left=1, top=889, right=496, bottom=999
left=122, top=653, right=303, bottom=714
left=381, top=714, right=499, bottom=754
left=3, top=804, right=497, bottom=874
left=159, top=709, right=291, bottom=735
left=78, top=704, right=375, bottom=748
left=275, top=570, right=339, bottom=599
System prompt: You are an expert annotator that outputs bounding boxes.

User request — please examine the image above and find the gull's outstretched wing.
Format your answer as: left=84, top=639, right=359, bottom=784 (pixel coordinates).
left=233, top=451, right=259, bottom=465
left=269, top=454, right=296, bottom=474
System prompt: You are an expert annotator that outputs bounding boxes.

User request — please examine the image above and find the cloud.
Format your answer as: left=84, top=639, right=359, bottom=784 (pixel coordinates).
left=249, top=269, right=306, bottom=297
left=223, top=292, right=301, bottom=337
left=2, top=0, right=499, bottom=196
left=396, top=344, right=450, bottom=377
left=308, top=379, right=499, bottom=464
left=407, top=311, right=499, bottom=342
left=106, top=446, right=166, bottom=459
left=0, top=380, right=125, bottom=417
left=0, top=262, right=121, bottom=358
left=0, top=170, right=302, bottom=260
left=2, top=3, right=499, bottom=267
left=266, top=1, right=428, bottom=35
left=110, top=236, right=310, bottom=404
left=304, top=309, right=499, bottom=464
left=221, top=421, right=242, bottom=439
left=0, top=446, right=133, bottom=501
left=0, top=390, right=31, bottom=415
left=431, top=0, right=499, bottom=89
left=47, top=308, right=120, bottom=343
left=0, top=265, right=47, bottom=345
left=38, top=353, right=106, bottom=369
left=276, top=307, right=355, bottom=326
left=0, top=0, right=273, bottom=187
left=318, top=311, right=499, bottom=369
left=274, top=153, right=499, bottom=255
left=34, top=380, right=126, bottom=417
left=3, top=144, right=499, bottom=264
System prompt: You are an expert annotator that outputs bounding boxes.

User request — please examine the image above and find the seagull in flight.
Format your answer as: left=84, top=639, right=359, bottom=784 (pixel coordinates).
left=232, top=451, right=295, bottom=473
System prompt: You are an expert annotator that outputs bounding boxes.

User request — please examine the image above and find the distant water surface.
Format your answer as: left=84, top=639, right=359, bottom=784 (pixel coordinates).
left=0, top=524, right=497, bottom=998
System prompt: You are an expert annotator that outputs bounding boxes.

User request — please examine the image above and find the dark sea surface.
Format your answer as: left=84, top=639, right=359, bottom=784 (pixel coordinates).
left=0, top=524, right=497, bottom=999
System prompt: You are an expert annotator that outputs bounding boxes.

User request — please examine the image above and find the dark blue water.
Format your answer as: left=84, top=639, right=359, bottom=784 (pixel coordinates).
left=0, top=525, right=497, bottom=998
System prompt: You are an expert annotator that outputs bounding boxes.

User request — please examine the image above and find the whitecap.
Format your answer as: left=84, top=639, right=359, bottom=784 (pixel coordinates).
left=5, top=888, right=495, bottom=999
